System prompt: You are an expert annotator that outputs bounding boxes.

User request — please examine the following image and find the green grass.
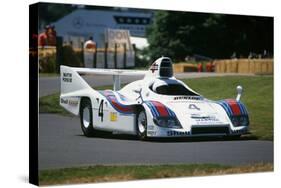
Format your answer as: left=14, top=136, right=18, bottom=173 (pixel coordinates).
left=39, top=76, right=273, bottom=140
left=39, top=93, right=70, bottom=115
left=39, top=163, right=273, bottom=185
left=39, top=73, right=59, bottom=77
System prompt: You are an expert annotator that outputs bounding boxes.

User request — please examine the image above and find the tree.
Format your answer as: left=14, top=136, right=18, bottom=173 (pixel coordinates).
left=146, top=10, right=273, bottom=60
left=38, top=3, right=77, bottom=29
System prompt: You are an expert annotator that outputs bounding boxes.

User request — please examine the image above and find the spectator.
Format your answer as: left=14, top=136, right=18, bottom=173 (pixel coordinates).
left=38, top=25, right=49, bottom=47
left=47, top=25, right=56, bottom=46
left=83, top=36, right=96, bottom=68
left=198, top=63, right=203, bottom=72
left=84, top=36, right=96, bottom=50
left=38, top=25, right=57, bottom=47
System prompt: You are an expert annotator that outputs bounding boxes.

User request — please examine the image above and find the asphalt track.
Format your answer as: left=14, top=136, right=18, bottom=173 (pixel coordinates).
left=39, top=72, right=254, bottom=97
left=39, top=113, right=273, bottom=170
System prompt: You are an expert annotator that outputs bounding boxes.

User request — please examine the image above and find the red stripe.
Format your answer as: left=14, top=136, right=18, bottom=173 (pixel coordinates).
left=226, top=99, right=241, bottom=116
left=102, top=91, right=133, bottom=113
left=151, top=101, right=169, bottom=117
left=111, top=100, right=133, bottom=112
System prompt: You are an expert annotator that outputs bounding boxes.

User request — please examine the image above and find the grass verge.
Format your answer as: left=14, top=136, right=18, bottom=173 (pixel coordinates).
left=39, top=73, right=59, bottom=77
left=39, top=163, right=273, bottom=185
left=39, top=93, right=70, bottom=115
left=39, top=76, right=273, bottom=140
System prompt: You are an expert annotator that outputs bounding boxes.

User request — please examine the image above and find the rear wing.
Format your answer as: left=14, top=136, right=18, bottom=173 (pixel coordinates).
left=60, top=66, right=147, bottom=94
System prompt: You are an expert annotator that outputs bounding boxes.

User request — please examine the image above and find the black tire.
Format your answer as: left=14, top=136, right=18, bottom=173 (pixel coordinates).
left=136, top=108, right=147, bottom=140
left=80, top=98, right=95, bottom=137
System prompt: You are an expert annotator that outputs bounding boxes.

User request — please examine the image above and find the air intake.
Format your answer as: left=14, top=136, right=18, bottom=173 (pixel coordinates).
left=159, top=58, right=173, bottom=77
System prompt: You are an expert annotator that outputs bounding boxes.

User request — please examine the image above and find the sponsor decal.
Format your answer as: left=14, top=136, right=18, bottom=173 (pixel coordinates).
left=62, top=73, right=72, bottom=83
left=167, top=130, right=189, bottom=136
left=189, top=104, right=200, bottom=111
left=191, top=114, right=223, bottom=125
left=110, top=112, right=117, bottom=122
left=60, top=98, right=78, bottom=106
left=68, top=100, right=78, bottom=106
left=174, top=96, right=202, bottom=100
left=60, top=98, right=68, bottom=104
left=191, top=115, right=221, bottom=125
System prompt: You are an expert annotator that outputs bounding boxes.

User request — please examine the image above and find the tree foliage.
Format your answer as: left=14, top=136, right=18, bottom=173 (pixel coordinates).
left=147, top=11, right=273, bottom=60
left=38, top=3, right=76, bottom=28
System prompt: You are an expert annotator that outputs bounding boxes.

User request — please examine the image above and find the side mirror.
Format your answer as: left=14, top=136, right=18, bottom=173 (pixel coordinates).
left=236, top=85, right=243, bottom=101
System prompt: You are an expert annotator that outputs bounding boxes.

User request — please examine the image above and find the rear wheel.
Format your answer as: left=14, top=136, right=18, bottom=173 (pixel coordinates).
left=136, top=108, right=147, bottom=140
left=80, top=98, right=95, bottom=137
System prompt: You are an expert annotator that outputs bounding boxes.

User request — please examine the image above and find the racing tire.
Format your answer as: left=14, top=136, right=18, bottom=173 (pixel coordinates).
left=136, top=108, right=147, bottom=140
left=80, top=98, right=95, bottom=137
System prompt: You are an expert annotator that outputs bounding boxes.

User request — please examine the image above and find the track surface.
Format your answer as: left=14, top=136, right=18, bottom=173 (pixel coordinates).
left=39, top=114, right=273, bottom=170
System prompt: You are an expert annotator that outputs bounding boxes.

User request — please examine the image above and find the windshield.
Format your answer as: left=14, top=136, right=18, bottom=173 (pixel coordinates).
left=152, top=84, right=199, bottom=96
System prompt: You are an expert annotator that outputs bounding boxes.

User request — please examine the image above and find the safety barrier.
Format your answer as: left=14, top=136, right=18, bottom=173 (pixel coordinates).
left=173, top=63, right=198, bottom=73
left=214, top=59, right=273, bottom=74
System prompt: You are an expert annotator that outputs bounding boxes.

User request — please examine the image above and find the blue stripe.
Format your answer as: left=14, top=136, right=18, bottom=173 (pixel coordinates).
left=219, top=101, right=232, bottom=116
left=241, top=103, right=248, bottom=115
left=221, top=104, right=230, bottom=116
left=167, top=108, right=176, bottom=117
left=149, top=103, right=158, bottom=117
left=145, top=103, right=155, bottom=117
left=166, top=107, right=172, bottom=116
left=115, top=92, right=127, bottom=101
left=223, top=101, right=233, bottom=116
left=222, top=101, right=231, bottom=116
left=237, top=102, right=245, bottom=115
left=145, top=102, right=158, bottom=117
left=148, top=102, right=160, bottom=117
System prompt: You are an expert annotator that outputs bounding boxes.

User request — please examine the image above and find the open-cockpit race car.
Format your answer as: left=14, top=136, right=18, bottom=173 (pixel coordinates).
left=60, top=57, right=249, bottom=140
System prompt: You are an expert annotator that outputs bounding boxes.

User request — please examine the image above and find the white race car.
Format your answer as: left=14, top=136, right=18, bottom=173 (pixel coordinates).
left=60, top=57, right=249, bottom=139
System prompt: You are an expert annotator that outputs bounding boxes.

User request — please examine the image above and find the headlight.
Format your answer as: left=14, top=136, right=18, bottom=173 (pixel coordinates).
left=153, top=117, right=182, bottom=129
left=231, top=115, right=249, bottom=127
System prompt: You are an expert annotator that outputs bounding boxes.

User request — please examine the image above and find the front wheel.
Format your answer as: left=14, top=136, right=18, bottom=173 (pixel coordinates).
left=136, top=109, right=147, bottom=140
left=80, top=98, right=95, bottom=137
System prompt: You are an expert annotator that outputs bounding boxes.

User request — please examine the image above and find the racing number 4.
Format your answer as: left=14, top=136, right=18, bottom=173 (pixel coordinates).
left=98, top=99, right=104, bottom=122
